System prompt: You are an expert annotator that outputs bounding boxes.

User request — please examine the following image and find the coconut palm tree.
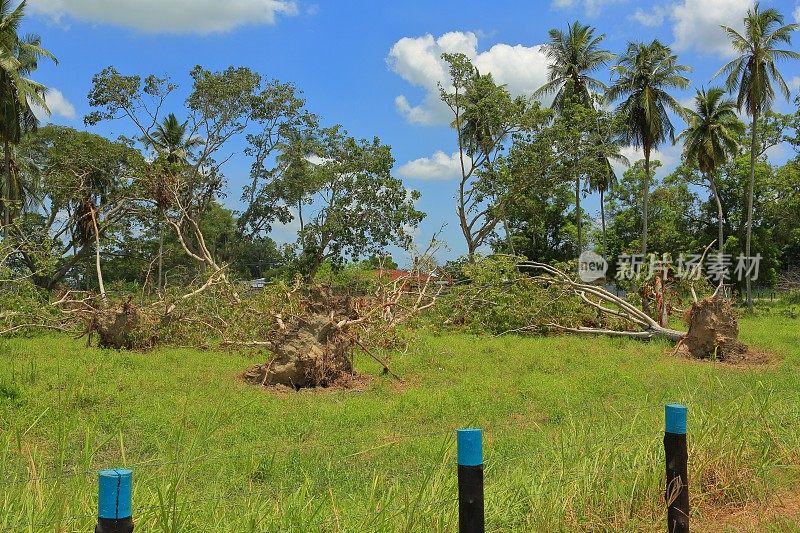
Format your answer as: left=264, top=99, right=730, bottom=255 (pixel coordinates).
left=536, top=22, right=614, bottom=253
left=148, top=113, right=202, bottom=164
left=145, top=113, right=202, bottom=290
left=677, top=88, right=744, bottom=259
left=606, top=40, right=690, bottom=257
left=715, top=3, right=799, bottom=311
left=535, top=21, right=615, bottom=111
left=588, top=117, right=628, bottom=254
left=0, top=0, right=56, bottom=237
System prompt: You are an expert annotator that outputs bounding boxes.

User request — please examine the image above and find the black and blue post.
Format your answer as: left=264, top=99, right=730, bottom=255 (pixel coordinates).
left=664, top=404, right=689, bottom=533
left=96, top=468, right=134, bottom=533
left=457, top=428, right=484, bottom=533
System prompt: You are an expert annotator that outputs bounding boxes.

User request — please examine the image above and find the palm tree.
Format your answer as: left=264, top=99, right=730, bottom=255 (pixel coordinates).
left=535, top=21, right=615, bottom=111
left=677, top=88, right=744, bottom=259
left=606, top=40, right=690, bottom=257
left=715, top=3, right=799, bottom=311
left=148, top=113, right=201, bottom=164
left=536, top=22, right=614, bottom=253
left=0, top=0, right=56, bottom=237
left=588, top=117, right=628, bottom=254
left=145, top=112, right=202, bottom=290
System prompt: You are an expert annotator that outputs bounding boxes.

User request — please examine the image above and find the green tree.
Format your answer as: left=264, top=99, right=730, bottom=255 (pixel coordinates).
left=14, top=125, right=144, bottom=290
left=439, top=52, right=538, bottom=261
left=716, top=2, right=799, bottom=310
left=605, top=160, right=700, bottom=271
left=534, top=21, right=614, bottom=111
left=0, top=0, right=56, bottom=237
left=677, top=88, right=745, bottom=257
left=587, top=114, right=628, bottom=255
left=606, top=40, right=690, bottom=257
left=144, top=112, right=203, bottom=290
left=293, top=126, right=424, bottom=278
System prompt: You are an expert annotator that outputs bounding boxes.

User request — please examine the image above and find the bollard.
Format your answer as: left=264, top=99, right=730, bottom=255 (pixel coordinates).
left=457, top=428, right=484, bottom=533
left=664, top=404, right=689, bottom=533
left=96, top=468, right=134, bottom=533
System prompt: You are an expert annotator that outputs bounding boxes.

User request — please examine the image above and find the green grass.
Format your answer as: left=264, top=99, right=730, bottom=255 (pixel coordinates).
left=1, top=310, right=799, bottom=532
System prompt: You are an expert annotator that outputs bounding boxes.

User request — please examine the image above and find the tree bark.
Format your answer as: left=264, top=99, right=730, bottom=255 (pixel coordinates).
left=575, top=174, right=582, bottom=254
left=600, top=189, right=607, bottom=254
left=708, top=174, right=725, bottom=258
left=745, top=109, right=758, bottom=313
left=3, top=139, right=11, bottom=240
left=642, top=149, right=651, bottom=256
left=89, top=205, right=107, bottom=300
left=641, top=148, right=652, bottom=316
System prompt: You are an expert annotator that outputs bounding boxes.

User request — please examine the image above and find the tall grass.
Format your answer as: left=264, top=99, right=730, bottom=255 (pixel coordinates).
left=0, top=310, right=798, bottom=531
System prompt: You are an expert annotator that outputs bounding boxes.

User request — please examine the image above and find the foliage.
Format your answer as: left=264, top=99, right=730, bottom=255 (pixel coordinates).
left=534, top=21, right=614, bottom=110
left=291, top=126, right=424, bottom=278
left=439, top=52, right=544, bottom=259
left=607, top=39, right=690, bottom=255
left=430, top=256, right=627, bottom=335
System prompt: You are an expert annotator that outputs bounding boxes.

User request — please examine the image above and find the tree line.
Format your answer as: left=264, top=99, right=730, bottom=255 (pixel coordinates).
left=441, top=4, right=800, bottom=310
left=1, top=1, right=799, bottom=313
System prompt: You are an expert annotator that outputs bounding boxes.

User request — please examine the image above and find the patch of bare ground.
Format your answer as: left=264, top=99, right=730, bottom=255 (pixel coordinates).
left=697, top=487, right=800, bottom=532
left=670, top=345, right=779, bottom=368
left=241, top=365, right=373, bottom=393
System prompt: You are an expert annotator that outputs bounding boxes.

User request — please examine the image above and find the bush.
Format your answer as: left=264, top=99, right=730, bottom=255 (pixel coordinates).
left=427, top=256, right=629, bottom=336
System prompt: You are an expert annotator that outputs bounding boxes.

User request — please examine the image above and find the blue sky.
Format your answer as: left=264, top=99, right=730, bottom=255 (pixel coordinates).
left=22, top=0, right=800, bottom=263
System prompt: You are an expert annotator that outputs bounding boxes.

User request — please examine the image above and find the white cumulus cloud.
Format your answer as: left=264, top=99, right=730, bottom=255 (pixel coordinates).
left=671, top=0, right=753, bottom=57
left=397, top=150, right=461, bottom=181
left=27, top=0, right=298, bottom=34
left=630, top=6, right=670, bottom=27
left=795, top=4, right=800, bottom=22
left=32, top=88, right=76, bottom=121
left=551, top=0, right=625, bottom=16
left=387, top=31, right=550, bottom=125
left=614, top=144, right=682, bottom=179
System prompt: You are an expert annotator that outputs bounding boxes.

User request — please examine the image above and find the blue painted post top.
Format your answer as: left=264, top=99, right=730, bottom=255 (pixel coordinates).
left=665, top=403, right=688, bottom=435
left=98, top=468, right=133, bottom=519
left=457, top=428, right=483, bottom=466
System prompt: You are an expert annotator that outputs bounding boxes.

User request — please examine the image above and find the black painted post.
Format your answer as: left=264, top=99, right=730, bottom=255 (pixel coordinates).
left=96, top=468, right=134, bottom=533
left=457, top=428, right=484, bottom=533
left=664, top=404, right=689, bottom=533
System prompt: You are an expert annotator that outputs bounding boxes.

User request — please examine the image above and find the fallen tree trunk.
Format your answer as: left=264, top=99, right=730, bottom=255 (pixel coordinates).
left=519, top=261, right=748, bottom=360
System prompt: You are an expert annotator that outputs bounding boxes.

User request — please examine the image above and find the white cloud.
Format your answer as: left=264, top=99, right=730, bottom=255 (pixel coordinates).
left=630, top=6, right=670, bottom=27
left=795, top=4, right=800, bottom=23
left=397, top=150, right=461, bottom=181
left=788, top=76, right=800, bottom=94
left=28, top=0, right=298, bottom=34
left=32, top=88, right=76, bottom=121
left=551, top=0, right=625, bottom=17
left=387, top=31, right=550, bottom=125
left=671, top=0, right=753, bottom=57
left=615, top=144, right=682, bottom=179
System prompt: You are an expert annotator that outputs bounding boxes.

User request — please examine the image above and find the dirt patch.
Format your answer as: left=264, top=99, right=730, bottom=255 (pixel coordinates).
left=675, top=297, right=749, bottom=363
left=241, top=366, right=372, bottom=393
left=697, top=487, right=800, bottom=532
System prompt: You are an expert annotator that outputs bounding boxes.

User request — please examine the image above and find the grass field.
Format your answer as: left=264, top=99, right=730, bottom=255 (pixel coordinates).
left=1, top=309, right=799, bottom=532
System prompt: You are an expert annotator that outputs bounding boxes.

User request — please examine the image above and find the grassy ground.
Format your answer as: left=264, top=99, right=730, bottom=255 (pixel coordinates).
left=1, top=309, right=799, bottom=532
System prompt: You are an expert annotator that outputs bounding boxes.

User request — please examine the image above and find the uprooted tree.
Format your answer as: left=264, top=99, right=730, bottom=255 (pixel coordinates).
left=231, top=244, right=444, bottom=389
left=520, top=261, right=749, bottom=362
